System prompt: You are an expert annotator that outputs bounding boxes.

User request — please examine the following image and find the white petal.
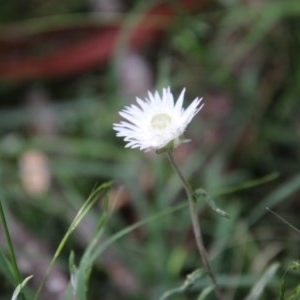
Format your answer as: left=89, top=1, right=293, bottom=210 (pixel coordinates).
left=113, top=87, right=203, bottom=151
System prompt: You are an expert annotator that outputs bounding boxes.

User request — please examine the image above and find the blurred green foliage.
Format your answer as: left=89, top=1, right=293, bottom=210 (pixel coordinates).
left=0, top=0, right=300, bottom=299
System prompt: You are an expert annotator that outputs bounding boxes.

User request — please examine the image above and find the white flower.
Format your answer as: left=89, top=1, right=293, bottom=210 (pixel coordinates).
left=113, top=86, right=203, bottom=152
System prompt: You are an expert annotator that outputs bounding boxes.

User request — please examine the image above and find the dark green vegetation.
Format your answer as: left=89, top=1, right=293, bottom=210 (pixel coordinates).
left=0, top=1, right=299, bottom=299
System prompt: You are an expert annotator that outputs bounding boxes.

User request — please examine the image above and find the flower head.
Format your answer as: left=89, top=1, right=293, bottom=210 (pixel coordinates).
left=113, top=86, right=203, bottom=152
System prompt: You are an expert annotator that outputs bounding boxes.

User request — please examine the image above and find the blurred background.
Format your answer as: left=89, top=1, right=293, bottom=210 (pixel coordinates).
left=0, top=0, right=300, bottom=299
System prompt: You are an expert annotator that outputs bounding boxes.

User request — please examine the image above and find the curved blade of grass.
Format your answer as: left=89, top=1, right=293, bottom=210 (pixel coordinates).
left=12, top=275, right=33, bottom=300
left=249, top=173, right=300, bottom=225
left=33, top=181, right=111, bottom=300
left=64, top=193, right=110, bottom=300
left=197, top=286, right=214, bottom=300
left=64, top=201, right=187, bottom=299
left=0, top=249, right=16, bottom=285
left=0, top=197, right=25, bottom=300
left=216, top=172, right=279, bottom=196
left=245, top=263, right=279, bottom=300
left=75, top=212, right=109, bottom=300
left=65, top=251, right=79, bottom=298
left=89, top=202, right=187, bottom=264
left=193, top=173, right=278, bottom=219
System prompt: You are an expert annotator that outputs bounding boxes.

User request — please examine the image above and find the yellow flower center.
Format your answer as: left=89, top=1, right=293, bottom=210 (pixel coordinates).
left=151, top=113, right=171, bottom=131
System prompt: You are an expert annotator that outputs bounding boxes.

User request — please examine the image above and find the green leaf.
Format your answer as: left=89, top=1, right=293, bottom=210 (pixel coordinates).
left=289, top=260, right=300, bottom=271
left=76, top=213, right=108, bottom=300
left=279, top=260, right=300, bottom=300
left=0, top=249, right=16, bottom=285
left=68, top=251, right=78, bottom=296
left=74, top=201, right=189, bottom=300
left=288, top=284, right=300, bottom=300
left=197, top=286, right=214, bottom=300
left=11, top=275, right=33, bottom=300
left=245, top=263, right=279, bottom=300
left=194, top=188, right=229, bottom=218
left=158, top=269, right=205, bottom=300
left=34, top=181, right=111, bottom=300
left=279, top=279, right=286, bottom=300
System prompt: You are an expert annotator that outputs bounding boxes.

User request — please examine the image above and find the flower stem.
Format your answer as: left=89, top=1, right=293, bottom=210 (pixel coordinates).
left=0, top=197, right=25, bottom=300
left=166, top=151, right=224, bottom=300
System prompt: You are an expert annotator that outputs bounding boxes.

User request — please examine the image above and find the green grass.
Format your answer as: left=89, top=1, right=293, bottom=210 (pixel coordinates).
left=0, top=0, right=300, bottom=299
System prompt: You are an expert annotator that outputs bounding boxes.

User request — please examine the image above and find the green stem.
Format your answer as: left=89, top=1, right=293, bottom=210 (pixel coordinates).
left=166, top=151, right=224, bottom=300
left=0, top=198, right=25, bottom=300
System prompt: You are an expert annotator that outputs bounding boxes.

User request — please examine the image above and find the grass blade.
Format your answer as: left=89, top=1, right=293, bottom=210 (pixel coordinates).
left=33, top=181, right=111, bottom=300
left=245, top=263, right=279, bottom=300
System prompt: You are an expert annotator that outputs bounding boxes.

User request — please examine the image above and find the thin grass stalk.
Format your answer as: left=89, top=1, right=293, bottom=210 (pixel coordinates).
left=0, top=198, right=25, bottom=300
left=33, top=182, right=111, bottom=300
